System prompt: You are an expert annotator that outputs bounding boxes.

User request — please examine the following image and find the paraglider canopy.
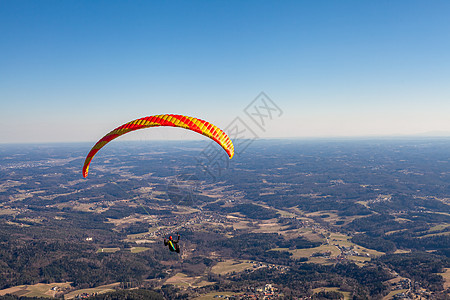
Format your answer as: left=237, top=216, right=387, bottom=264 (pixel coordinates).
left=82, top=114, right=234, bottom=177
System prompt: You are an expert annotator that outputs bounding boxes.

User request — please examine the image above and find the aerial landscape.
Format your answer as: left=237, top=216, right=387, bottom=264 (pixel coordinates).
left=0, top=140, right=449, bottom=299
left=1, top=1, right=450, bottom=299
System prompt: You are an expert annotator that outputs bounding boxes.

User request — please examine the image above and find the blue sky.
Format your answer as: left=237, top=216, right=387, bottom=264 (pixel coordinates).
left=1, top=1, right=450, bottom=143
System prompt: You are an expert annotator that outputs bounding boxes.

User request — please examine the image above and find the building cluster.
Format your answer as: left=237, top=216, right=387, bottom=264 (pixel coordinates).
left=388, top=277, right=437, bottom=299
left=369, top=194, right=392, bottom=203
left=128, top=211, right=230, bottom=241
left=391, top=278, right=435, bottom=299
left=213, top=284, right=282, bottom=299
left=392, top=279, right=411, bottom=291
left=247, top=261, right=289, bottom=272
left=335, top=245, right=370, bottom=258
left=73, top=292, right=99, bottom=299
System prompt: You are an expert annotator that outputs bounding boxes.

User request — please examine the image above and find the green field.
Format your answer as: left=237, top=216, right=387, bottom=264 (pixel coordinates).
left=383, top=289, right=408, bottom=299
left=65, top=283, right=120, bottom=299
left=211, top=259, right=254, bottom=275
left=0, top=282, right=72, bottom=298
left=440, top=268, right=450, bottom=289
left=420, top=231, right=450, bottom=238
left=426, top=224, right=450, bottom=232
left=127, top=227, right=160, bottom=239
left=0, top=208, right=18, bottom=216
left=130, top=247, right=150, bottom=253
left=164, top=273, right=215, bottom=288
left=97, top=247, right=120, bottom=253
left=312, top=287, right=351, bottom=300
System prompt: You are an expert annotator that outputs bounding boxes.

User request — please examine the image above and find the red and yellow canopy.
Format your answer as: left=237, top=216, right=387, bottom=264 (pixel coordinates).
left=82, top=114, right=234, bottom=177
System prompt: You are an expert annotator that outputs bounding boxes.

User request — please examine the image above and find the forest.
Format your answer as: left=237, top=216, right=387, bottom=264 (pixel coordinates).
left=0, top=140, right=449, bottom=299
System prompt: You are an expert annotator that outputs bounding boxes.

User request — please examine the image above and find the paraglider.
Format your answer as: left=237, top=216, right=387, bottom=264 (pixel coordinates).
left=164, top=233, right=181, bottom=253
left=82, top=114, right=234, bottom=177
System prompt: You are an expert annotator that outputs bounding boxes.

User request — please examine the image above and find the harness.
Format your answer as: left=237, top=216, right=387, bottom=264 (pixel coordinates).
left=168, top=240, right=176, bottom=252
